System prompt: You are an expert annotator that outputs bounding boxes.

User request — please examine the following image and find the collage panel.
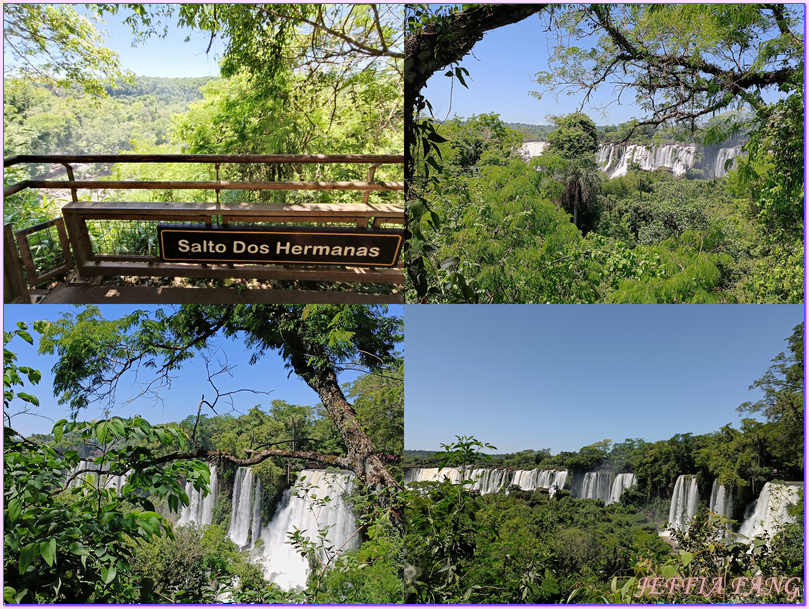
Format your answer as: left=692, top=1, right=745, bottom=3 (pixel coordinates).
left=5, top=3, right=403, bottom=306
left=4, top=3, right=407, bottom=605
left=405, top=4, right=803, bottom=305
left=3, top=302, right=404, bottom=603
left=403, top=304, right=804, bottom=603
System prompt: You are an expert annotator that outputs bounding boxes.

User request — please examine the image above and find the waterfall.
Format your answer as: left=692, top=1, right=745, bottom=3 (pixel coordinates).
left=738, top=482, right=802, bottom=541
left=519, top=139, right=743, bottom=180
left=178, top=465, right=218, bottom=526
left=578, top=472, right=636, bottom=504
left=258, top=469, right=359, bottom=590
left=598, top=143, right=698, bottom=178
left=518, top=141, right=549, bottom=160
left=668, top=475, right=700, bottom=531
left=68, top=461, right=127, bottom=493
left=608, top=473, right=637, bottom=505
left=596, top=142, right=745, bottom=179
left=403, top=467, right=462, bottom=484
left=708, top=479, right=732, bottom=520
left=711, top=146, right=742, bottom=178
left=510, top=469, right=568, bottom=496
left=404, top=467, right=568, bottom=496
left=580, top=472, right=611, bottom=502
left=469, top=468, right=511, bottom=494
left=552, top=470, right=569, bottom=496
left=251, top=477, right=263, bottom=550
left=229, top=467, right=262, bottom=548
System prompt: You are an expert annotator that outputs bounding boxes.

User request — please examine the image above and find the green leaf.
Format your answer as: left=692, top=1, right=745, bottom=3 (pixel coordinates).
left=17, top=393, right=39, bottom=406
left=101, top=564, right=117, bottom=585
left=19, top=544, right=33, bottom=575
left=7, top=498, right=21, bottom=524
left=108, top=418, right=125, bottom=439
left=68, top=541, right=87, bottom=555
left=40, top=539, right=56, bottom=567
left=4, top=587, right=16, bottom=604
left=95, top=421, right=108, bottom=444
left=679, top=549, right=693, bottom=567
left=52, top=420, right=67, bottom=442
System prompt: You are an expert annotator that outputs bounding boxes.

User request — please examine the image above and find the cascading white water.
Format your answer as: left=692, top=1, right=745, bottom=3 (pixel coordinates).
left=405, top=467, right=568, bottom=496
left=518, top=141, right=549, bottom=160
left=668, top=474, right=700, bottom=531
left=250, top=476, right=262, bottom=549
left=552, top=470, right=569, bottom=496
left=596, top=143, right=743, bottom=179
left=608, top=473, right=637, bottom=505
left=520, top=139, right=743, bottom=180
left=708, top=479, right=732, bottom=520
left=578, top=472, right=636, bottom=504
left=258, top=470, right=359, bottom=590
left=598, top=144, right=698, bottom=178
left=68, top=461, right=128, bottom=493
left=712, top=146, right=742, bottom=178
left=511, top=469, right=568, bottom=496
left=469, top=468, right=510, bottom=494
left=738, top=482, right=802, bottom=541
left=178, top=465, right=218, bottom=526
left=403, top=467, right=462, bottom=484
left=580, top=472, right=611, bottom=502
left=229, top=467, right=262, bottom=548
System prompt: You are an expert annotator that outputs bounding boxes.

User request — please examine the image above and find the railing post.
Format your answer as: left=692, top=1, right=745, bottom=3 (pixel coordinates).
left=60, top=205, right=92, bottom=278
left=58, top=162, right=79, bottom=203
left=4, top=223, right=31, bottom=303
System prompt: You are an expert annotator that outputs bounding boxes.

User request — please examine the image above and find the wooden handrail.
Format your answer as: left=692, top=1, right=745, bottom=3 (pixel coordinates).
left=4, top=153, right=403, bottom=167
left=3, top=153, right=404, bottom=199
left=15, top=179, right=403, bottom=192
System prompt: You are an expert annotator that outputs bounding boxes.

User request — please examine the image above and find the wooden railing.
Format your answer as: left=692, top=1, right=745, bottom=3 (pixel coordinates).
left=3, top=154, right=405, bottom=294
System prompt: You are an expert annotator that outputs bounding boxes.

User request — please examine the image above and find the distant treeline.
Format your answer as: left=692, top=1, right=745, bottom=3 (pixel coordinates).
left=505, top=116, right=752, bottom=145
left=105, top=75, right=216, bottom=105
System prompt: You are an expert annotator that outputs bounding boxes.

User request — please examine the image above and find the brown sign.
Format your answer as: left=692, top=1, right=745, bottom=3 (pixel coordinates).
left=158, top=225, right=404, bottom=267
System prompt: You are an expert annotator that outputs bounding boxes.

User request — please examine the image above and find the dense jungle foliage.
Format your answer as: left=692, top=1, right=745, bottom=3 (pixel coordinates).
left=406, top=4, right=804, bottom=304
left=403, top=324, right=804, bottom=604
left=405, top=455, right=803, bottom=604
left=410, top=110, right=803, bottom=304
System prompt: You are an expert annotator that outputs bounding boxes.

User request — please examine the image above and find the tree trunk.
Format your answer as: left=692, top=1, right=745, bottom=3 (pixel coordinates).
left=306, top=366, right=400, bottom=491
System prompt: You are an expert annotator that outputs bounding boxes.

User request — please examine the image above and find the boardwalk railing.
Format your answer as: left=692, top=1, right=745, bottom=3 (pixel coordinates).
left=4, top=154, right=405, bottom=293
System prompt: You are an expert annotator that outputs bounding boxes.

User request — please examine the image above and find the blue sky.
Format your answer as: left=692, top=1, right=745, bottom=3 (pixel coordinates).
left=423, top=12, right=636, bottom=126
left=83, top=6, right=221, bottom=78
left=404, top=305, right=803, bottom=454
left=422, top=6, right=795, bottom=127
left=3, top=305, right=402, bottom=438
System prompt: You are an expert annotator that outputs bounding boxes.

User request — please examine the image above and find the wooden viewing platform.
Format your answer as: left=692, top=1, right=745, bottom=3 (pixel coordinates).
left=4, top=154, right=405, bottom=304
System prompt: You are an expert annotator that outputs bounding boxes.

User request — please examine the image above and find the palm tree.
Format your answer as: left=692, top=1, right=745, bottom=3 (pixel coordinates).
left=533, top=153, right=601, bottom=230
